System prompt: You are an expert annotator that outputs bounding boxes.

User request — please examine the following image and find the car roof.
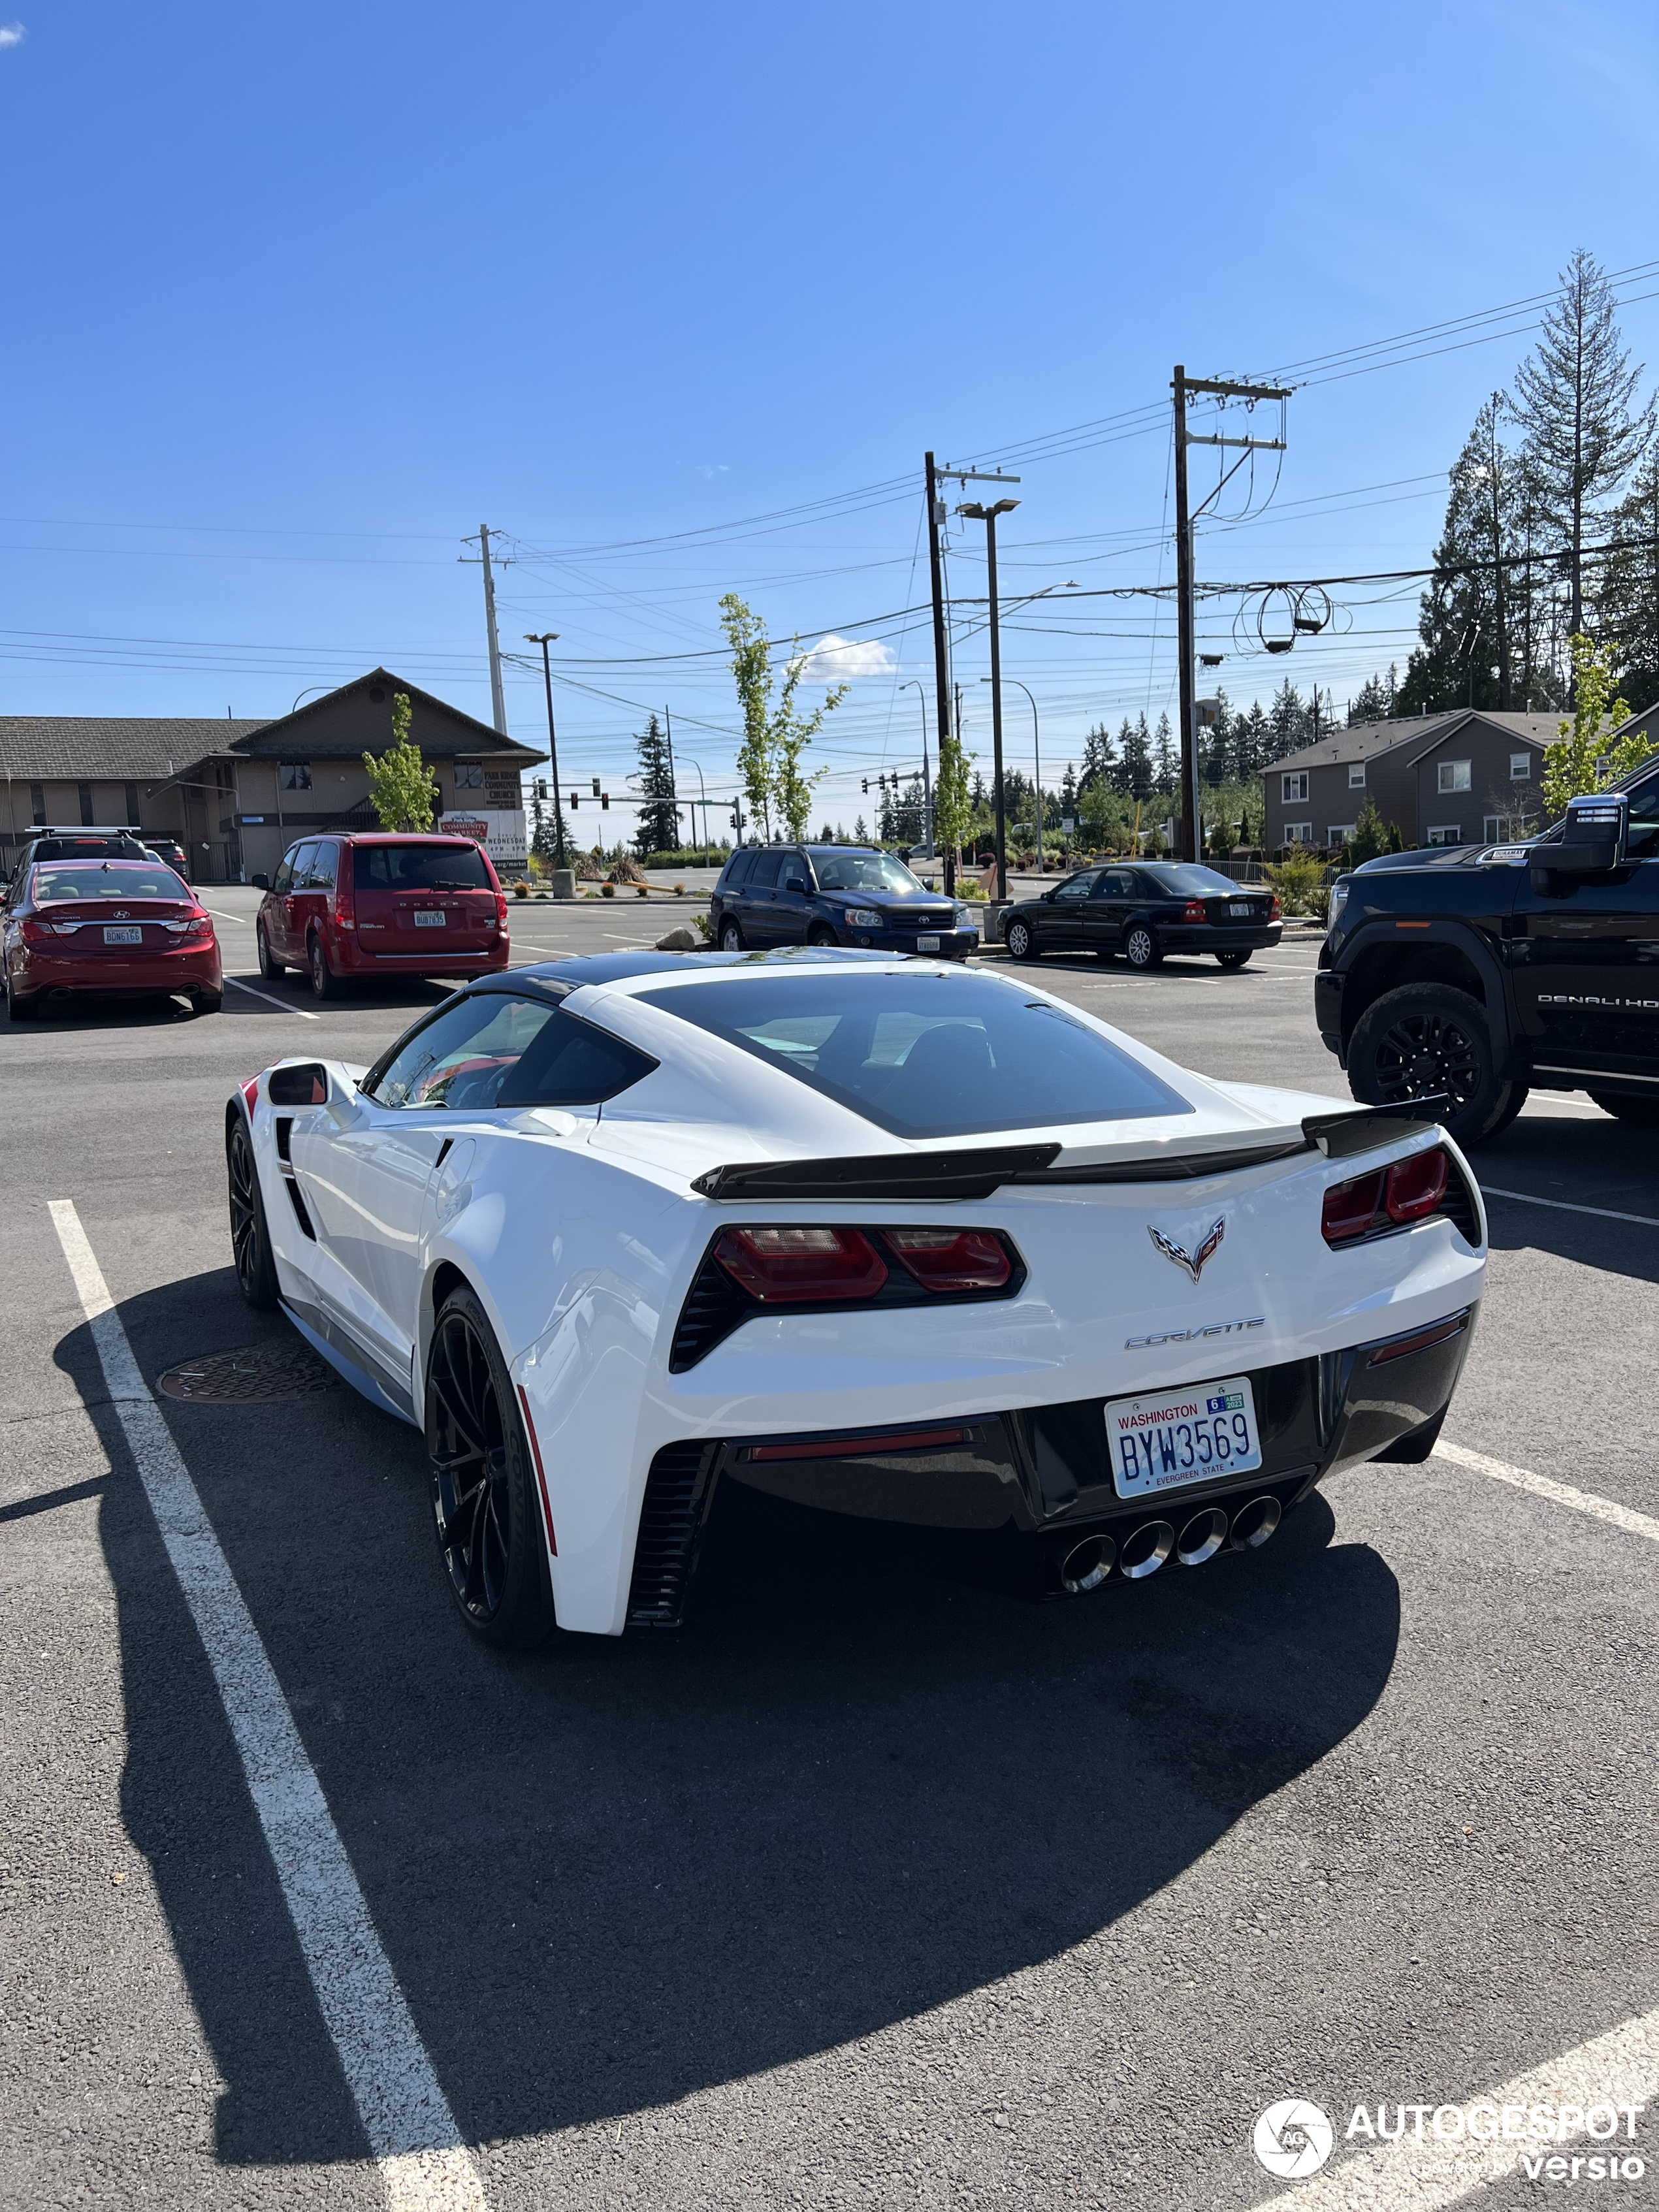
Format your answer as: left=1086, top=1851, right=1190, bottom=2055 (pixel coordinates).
left=467, top=948, right=897, bottom=995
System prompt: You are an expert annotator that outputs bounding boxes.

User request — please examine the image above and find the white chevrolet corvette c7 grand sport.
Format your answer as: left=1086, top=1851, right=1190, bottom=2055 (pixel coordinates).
left=225, top=950, right=1486, bottom=1646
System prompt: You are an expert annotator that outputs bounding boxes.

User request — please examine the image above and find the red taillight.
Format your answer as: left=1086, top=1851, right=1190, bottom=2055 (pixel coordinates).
left=494, top=890, right=508, bottom=927
left=1385, top=1146, right=1449, bottom=1223
left=714, top=1226, right=888, bottom=1302
left=1182, top=898, right=1207, bottom=924
left=1268, top=895, right=1282, bottom=922
left=1321, top=1169, right=1385, bottom=1245
left=19, top=916, right=58, bottom=945
left=883, top=1228, right=1012, bottom=1292
left=332, top=878, right=355, bottom=927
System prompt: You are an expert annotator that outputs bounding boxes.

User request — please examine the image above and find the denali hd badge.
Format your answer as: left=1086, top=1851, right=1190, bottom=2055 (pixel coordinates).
left=1148, top=1215, right=1225, bottom=1283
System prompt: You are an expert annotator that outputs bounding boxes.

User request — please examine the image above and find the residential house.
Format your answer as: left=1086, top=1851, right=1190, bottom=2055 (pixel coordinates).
left=1261, top=709, right=1564, bottom=853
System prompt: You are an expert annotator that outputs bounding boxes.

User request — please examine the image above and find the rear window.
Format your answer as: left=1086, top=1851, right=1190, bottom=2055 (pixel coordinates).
left=33, top=863, right=190, bottom=903
left=636, top=972, right=1192, bottom=1138
left=720, top=851, right=754, bottom=889
left=354, top=842, right=492, bottom=891
left=1138, top=865, right=1240, bottom=896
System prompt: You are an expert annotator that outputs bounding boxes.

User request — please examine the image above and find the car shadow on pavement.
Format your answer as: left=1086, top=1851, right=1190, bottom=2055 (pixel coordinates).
left=62, top=1272, right=1402, bottom=2170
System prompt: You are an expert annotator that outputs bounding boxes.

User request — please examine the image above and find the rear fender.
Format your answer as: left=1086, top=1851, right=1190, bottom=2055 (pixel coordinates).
left=1335, top=920, right=1512, bottom=1061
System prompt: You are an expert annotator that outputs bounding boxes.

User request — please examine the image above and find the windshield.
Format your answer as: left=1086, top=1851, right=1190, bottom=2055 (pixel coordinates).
left=807, top=850, right=926, bottom=895
left=637, top=971, right=1192, bottom=1138
left=1138, top=865, right=1240, bottom=895
left=354, top=843, right=492, bottom=891
left=33, top=863, right=191, bottom=903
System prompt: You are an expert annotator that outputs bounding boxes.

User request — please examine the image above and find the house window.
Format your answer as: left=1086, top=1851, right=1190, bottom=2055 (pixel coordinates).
left=1282, top=771, right=1309, bottom=803
left=124, top=782, right=140, bottom=825
left=1484, top=816, right=1526, bottom=842
left=1426, top=825, right=1462, bottom=846
left=1348, top=763, right=1366, bottom=789
left=1510, top=753, right=1531, bottom=780
left=1284, top=822, right=1313, bottom=844
left=29, top=783, right=45, bottom=825
left=453, top=761, right=485, bottom=790
left=1438, top=760, right=1472, bottom=793
left=279, top=762, right=312, bottom=791
left=78, top=782, right=94, bottom=825
left=1327, top=824, right=1357, bottom=845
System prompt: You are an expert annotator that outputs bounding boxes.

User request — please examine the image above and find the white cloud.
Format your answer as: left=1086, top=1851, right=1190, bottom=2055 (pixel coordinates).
left=0, top=24, right=25, bottom=46
left=797, top=633, right=896, bottom=683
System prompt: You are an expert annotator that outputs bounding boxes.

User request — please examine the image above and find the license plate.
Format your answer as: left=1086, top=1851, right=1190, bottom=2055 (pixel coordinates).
left=1229, top=901, right=1255, bottom=918
left=412, top=910, right=446, bottom=928
left=103, top=925, right=143, bottom=945
left=917, top=935, right=941, bottom=951
left=1105, top=1375, right=1262, bottom=1499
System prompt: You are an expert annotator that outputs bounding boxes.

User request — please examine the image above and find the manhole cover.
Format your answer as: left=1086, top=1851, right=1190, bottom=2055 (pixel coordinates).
left=157, top=1344, right=340, bottom=1403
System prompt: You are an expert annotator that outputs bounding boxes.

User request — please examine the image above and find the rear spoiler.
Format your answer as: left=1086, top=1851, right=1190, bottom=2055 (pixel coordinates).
left=692, top=1095, right=1453, bottom=1201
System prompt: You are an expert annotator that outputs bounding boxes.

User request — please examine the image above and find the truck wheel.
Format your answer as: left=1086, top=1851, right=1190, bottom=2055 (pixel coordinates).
left=1347, top=982, right=1521, bottom=1147
left=1589, top=1091, right=1659, bottom=1129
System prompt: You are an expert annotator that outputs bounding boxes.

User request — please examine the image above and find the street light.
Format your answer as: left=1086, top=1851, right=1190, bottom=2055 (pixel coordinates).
left=957, top=498, right=1020, bottom=901
left=523, top=633, right=568, bottom=873
left=898, top=681, right=934, bottom=855
left=982, top=675, right=1044, bottom=871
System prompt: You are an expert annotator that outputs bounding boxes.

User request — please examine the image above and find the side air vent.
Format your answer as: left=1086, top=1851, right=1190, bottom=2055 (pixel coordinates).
left=284, top=1176, right=317, bottom=1241
left=274, top=1116, right=293, bottom=1163
left=669, top=1253, right=752, bottom=1371
left=626, top=1442, right=719, bottom=1629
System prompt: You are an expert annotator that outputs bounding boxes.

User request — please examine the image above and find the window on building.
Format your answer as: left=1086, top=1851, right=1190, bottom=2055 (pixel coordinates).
left=1438, top=760, right=1472, bottom=793
left=453, top=761, right=485, bottom=790
left=1483, top=816, right=1526, bottom=842
left=124, top=783, right=140, bottom=826
left=29, top=784, right=46, bottom=826
left=1426, top=825, right=1462, bottom=846
left=1510, top=753, right=1532, bottom=780
left=1348, top=763, right=1366, bottom=789
left=279, top=762, right=312, bottom=791
left=1327, top=824, right=1357, bottom=845
left=78, top=782, right=94, bottom=825
left=1284, top=822, right=1313, bottom=844
left=1282, top=771, right=1309, bottom=803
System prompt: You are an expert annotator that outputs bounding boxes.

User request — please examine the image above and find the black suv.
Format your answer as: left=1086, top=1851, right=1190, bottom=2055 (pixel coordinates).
left=1319, top=772, right=1659, bottom=1145
left=7, top=827, right=152, bottom=886
left=710, top=844, right=980, bottom=959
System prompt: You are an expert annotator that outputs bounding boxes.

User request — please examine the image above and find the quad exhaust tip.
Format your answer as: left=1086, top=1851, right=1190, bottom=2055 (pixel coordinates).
left=1176, top=1506, right=1230, bottom=1567
left=1118, top=1520, right=1176, bottom=1580
left=1059, top=1533, right=1115, bottom=1594
left=1230, top=1495, right=1282, bottom=1548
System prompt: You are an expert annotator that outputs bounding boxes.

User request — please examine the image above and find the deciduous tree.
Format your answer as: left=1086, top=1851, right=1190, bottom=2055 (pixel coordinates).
left=362, top=693, right=436, bottom=831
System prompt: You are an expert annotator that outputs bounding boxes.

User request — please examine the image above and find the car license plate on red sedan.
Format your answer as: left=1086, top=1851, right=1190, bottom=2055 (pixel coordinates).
left=103, top=925, right=143, bottom=945
left=1105, top=1375, right=1262, bottom=1499
left=413, top=910, right=446, bottom=928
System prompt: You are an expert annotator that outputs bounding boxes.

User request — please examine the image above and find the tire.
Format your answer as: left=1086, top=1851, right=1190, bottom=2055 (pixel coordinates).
left=1346, top=982, right=1521, bottom=1147
left=308, top=931, right=342, bottom=1000
left=1122, top=922, right=1162, bottom=970
left=807, top=922, right=838, bottom=948
left=5, top=980, right=39, bottom=1022
left=718, top=918, right=745, bottom=952
left=1589, top=1091, right=1659, bottom=1129
left=256, top=921, right=285, bottom=980
left=426, top=1286, right=556, bottom=1650
left=227, top=1116, right=280, bottom=1311
left=192, top=990, right=223, bottom=1015
left=1216, top=949, right=1252, bottom=971
left=1005, top=917, right=1039, bottom=961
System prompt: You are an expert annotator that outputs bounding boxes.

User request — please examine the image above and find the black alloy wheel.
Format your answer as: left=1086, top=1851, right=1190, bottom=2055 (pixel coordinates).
left=426, top=1287, right=555, bottom=1649
left=1347, top=981, right=1521, bottom=1147
left=1589, top=1091, right=1659, bottom=1129
left=227, top=1117, right=280, bottom=1309
left=718, top=918, right=745, bottom=952
left=257, top=920, right=285, bottom=980
left=1122, top=922, right=1161, bottom=970
left=1216, top=949, right=1252, bottom=970
left=308, top=931, right=341, bottom=1000
left=1005, top=916, right=1039, bottom=961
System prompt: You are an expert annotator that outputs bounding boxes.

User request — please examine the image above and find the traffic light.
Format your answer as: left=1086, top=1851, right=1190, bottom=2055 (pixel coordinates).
left=591, top=777, right=601, bottom=797
left=532, top=777, right=548, bottom=801
left=568, top=791, right=579, bottom=809
left=861, top=778, right=869, bottom=794
left=600, top=793, right=610, bottom=810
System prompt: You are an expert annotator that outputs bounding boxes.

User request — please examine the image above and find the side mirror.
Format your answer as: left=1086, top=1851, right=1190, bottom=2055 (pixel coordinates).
left=268, top=1062, right=330, bottom=1106
left=251, top=871, right=270, bottom=890
left=782, top=873, right=807, bottom=893
left=1532, top=792, right=1627, bottom=888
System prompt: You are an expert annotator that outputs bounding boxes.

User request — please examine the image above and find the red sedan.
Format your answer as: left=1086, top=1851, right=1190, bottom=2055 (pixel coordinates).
left=3, top=859, right=222, bottom=1023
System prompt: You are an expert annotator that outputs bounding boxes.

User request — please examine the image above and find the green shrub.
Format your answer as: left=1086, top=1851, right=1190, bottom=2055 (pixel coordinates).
left=1263, top=848, right=1330, bottom=918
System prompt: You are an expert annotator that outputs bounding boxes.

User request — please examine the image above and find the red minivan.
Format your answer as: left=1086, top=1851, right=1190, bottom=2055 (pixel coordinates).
left=255, top=834, right=510, bottom=999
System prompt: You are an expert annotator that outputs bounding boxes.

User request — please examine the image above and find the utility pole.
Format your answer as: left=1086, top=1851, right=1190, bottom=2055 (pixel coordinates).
left=462, top=526, right=511, bottom=736
left=924, top=455, right=954, bottom=890
left=524, top=633, right=569, bottom=877
left=958, top=493, right=1020, bottom=901
left=1173, top=370, right=1291, bottom=861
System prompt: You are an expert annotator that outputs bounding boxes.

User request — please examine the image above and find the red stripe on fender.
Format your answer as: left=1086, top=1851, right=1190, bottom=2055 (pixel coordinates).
left=516, top=1384, right=558, bottom=1554
left=241, top=1076, right=261, bottom=1112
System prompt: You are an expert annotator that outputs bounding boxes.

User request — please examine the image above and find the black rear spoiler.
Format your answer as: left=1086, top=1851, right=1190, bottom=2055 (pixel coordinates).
left=691, top=1096, right=1452, bottom=1202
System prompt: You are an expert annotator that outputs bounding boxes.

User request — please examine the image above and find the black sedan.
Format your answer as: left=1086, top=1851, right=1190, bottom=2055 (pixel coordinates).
left=1001, top=862, right=1281, bottom=969
left=710, top=844, right=981, bottom=959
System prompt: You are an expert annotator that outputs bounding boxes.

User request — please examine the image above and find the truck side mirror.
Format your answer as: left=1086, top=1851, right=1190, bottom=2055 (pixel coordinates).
left=1532, top=791, right=1627, bottom=888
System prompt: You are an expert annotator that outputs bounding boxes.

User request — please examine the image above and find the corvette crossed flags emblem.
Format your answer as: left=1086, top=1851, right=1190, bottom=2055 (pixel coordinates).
left=1148, top=1215, right=1226, bottom=1283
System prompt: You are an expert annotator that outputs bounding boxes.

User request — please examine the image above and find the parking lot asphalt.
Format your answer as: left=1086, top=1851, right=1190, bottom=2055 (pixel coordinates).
left=2, top=888, right=1654, bottom=2210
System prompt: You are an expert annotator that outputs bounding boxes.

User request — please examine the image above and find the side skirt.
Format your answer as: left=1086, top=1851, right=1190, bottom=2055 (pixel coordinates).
left=280, top=1296, right=420, bottom=1428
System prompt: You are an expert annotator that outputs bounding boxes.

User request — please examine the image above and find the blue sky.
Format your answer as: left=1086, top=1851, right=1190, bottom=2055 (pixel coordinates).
left=4, top=0, right=1657, bottom=833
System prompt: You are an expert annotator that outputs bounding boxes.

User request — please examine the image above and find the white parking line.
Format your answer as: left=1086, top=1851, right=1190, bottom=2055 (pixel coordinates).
left=1248, top=1998, right=1659, bottom=2209
left=202, top=905, right=249, bottom=924
left=225, top=976, right=321, bottom=1019
left=1481, top=1184, right=1659, bottom=1228
left=1434, top=1439, right=1659, bottom=1544
left=47, top=1201, right=488, bottom=2212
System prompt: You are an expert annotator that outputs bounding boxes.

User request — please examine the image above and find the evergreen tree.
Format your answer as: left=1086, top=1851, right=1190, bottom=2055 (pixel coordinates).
left=1513, top=248, right=1654, bottom=645
left=1199, top=689, right=1233, bottom=785
left=1078, top=722, right=1116, bottom=793
left=1396, top=396, right=1534, bottom=715
left=1347, top=668, right=1398, bottom=724
left=632, top=713, right=680, bottom=859
left=1118, top=714, right=1153, bottom=799
left=1152, top=711, right=1178, bottom=790
left=1238, top=701, right=1271, bottom=777
left=853, top=814, right=869, bottom=842
left=1605, top=448, right=1659, bottom=708
left=1268, top=679, right=1308, bottom=760
left=1059, top=762, right=1077, bottom=814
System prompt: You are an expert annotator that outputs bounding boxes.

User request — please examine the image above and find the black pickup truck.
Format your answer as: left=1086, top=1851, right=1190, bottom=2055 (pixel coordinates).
left=1317, top=771, right=1659, bottom=1146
